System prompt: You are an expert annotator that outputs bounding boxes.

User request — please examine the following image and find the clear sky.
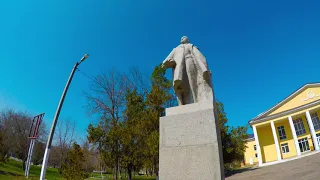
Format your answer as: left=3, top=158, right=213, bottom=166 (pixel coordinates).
left=1, top=0, right=320, bottom=139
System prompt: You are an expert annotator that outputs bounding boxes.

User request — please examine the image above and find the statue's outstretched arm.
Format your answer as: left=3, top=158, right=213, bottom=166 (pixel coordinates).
left=162, top=49, right=176, bottom=69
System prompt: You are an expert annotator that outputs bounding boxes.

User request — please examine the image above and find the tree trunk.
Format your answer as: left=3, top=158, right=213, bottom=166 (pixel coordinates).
left=113, top=166, right=117, bottom=179
left=153, top=156, right=158, bottom=177
left=127, top=164, right=133, bottom=180
left=22, top=160, right=26, bottom=171
left=118, top=158, right=121, bottom=179
left=100, top=164, right=103, bottom=178
left=116, top=164, right=119, bottom=180
left=59, top=165, right=63, bottom=174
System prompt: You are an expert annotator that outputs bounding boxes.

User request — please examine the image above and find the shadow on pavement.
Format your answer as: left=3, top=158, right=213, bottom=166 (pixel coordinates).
left=225, top=167, right=259, bottom=178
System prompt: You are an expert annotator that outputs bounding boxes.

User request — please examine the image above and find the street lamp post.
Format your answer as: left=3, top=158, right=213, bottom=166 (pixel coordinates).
left=40, top=54, right=89, bottom=180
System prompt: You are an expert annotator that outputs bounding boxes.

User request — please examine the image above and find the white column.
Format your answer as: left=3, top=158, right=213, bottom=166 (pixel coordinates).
left=288, top=116, right=301, bottom=156
left=253, top=125, right=263, bottom=166
left=270, top=121, right=282, bottom=161
left=306, top=110, right=320, bottom=151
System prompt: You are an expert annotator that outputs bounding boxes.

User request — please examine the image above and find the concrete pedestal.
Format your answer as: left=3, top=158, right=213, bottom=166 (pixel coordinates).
left=159, top=101, right=224, bottom=180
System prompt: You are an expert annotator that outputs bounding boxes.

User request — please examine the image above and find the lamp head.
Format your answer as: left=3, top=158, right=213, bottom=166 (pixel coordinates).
left=80, top=54, right=89, bottom=63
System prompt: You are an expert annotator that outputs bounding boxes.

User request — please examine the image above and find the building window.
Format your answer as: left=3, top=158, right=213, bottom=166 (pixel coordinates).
left=255, top=153, right=258, bottom=158
left=293, top=118, right=306, bottom=136
left=254, top=145, right=257, bottom=151
left=298, top=137, right=310, bottom=152
left=316, top=133, right=320, bottom=146
left=311, top=112, right=320, bottom=131
left=281, top=143, right=289, bottom=154
left=277, top=126, right=287, bottom=140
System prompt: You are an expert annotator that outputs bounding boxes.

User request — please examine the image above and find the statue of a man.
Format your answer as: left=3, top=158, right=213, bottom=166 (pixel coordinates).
left=162, top=36, right=214, bottom=106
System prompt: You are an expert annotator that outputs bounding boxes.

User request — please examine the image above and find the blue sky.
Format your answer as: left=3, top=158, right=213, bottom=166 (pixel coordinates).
left=1, top=0, right=319, bottom=139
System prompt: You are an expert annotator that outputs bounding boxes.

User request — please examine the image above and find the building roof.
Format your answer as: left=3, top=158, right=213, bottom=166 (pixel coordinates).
left=246, top=134, right=254, bottom=141
left=249, top=82, right=320, bottom=125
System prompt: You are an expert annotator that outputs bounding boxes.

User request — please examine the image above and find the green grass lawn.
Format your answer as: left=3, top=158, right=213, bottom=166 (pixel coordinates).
left=0, top=159, right=156, bottom=180
left=0, top=159, right=63, bottom=180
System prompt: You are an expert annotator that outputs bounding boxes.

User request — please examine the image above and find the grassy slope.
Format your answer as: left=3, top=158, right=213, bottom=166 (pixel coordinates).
left=0, top=160, right=156, bottom=180
left=0, top=159, right=63, bottom=180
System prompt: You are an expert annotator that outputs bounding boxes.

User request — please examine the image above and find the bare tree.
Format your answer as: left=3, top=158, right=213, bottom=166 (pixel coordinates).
left=85, top=69, right=126, bottom=180
left=81, top=140, right=99, bottom=174
left=51, top=119, right=76, bottom=173
left=86, top=69, right=127, bottom=120
left=0, top=109, right=46, bottom=170
left=86, top=68, right=150, bottom=180
left=125, top=67, right=150, bottom=96
left=48, top=146, right=60, bottom=168
left=0, top=123, right=9, bottom=163
left=3, top=110, right=31, bottom=170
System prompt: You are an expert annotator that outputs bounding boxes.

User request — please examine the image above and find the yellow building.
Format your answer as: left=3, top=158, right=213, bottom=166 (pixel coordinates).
left=244, top=83, right=320, bottom=166
left=244, top=134, right=259, bottom=165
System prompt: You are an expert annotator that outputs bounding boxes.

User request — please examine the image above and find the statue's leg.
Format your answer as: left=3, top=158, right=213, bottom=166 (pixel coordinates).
left=176, top=91, right=183, bottom=105
left=174, top=80, right=185, bottom=105
left=185, top=58, right=198, bottom=103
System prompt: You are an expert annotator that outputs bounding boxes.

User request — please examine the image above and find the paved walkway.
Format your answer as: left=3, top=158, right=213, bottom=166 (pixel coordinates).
left=226, top=152, right=320, bottom=180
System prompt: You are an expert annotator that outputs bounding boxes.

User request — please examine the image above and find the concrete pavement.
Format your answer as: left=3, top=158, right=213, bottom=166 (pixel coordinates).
left=226, top=152, right=320, bottom=180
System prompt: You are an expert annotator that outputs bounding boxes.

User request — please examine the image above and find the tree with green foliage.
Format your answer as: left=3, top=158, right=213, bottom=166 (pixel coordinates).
left=61, top=143, right=88, bottom=180
left=82, top=141, right=97, bottom=174
left=144, top=64, right=173, bottom=176
left=84, top=64, right=248, bottom=176
left=216, top=101, right=232, bottom=163
left=216, top=101, right=248, bottom=167
left=86, top=68, right=149, bottom=179
left=121, top=89, right=146, bottom=180
left=87, top=120, right=123, bottom=179
left=229, top=126, right=249, bottom=162
left=86, top=69, right=126, bottom=180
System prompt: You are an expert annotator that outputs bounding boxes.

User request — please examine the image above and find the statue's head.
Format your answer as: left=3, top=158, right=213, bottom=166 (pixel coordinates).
left=181, top=36, right=190, bottom=44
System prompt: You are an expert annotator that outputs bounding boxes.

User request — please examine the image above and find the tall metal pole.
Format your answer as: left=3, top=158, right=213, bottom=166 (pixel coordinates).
left=40, top=54, right=88, bottom=180
left=25, top=139, right=36, bottom=178
left=26, top=113, right=45, bottom=178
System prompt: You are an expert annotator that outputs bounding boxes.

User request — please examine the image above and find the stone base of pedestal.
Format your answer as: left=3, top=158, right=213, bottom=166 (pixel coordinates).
left=159, top=101, right=224, bottom=180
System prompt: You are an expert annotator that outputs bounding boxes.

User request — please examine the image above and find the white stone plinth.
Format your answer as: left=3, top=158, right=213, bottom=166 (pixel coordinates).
left=159, top=102, right=224, bottom=180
